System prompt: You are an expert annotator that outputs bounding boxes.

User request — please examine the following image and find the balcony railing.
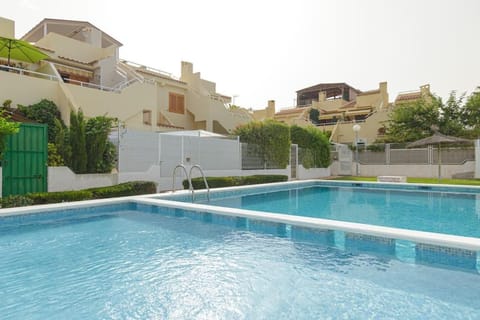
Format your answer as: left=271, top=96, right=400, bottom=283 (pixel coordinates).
left=0, top=65, right=59, bottom=81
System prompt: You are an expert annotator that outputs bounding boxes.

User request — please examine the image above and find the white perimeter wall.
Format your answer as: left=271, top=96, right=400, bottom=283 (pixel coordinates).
left=330, top=161, right=475, bottom=179
left=48, top=167, right=118, bottom=192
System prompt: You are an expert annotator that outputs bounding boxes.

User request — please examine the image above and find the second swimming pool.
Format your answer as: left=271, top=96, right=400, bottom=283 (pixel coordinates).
left=193, top=185, right=480, bottom=238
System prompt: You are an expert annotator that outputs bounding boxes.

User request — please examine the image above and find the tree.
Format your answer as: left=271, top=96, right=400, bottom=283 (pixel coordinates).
left=54, top=118, right=71, bottom=166
left=439, top=91, right=465, bottom=137
left=0, top=110, right=20, bottom=158
left=462, top=87, right=480, bottom=130
left=69, top=110, right=87, bottom=173
left=385, top=97, right=441, bottom=142
left=85, top=116, right=115, bottom=173
left=17, top=99, right=64, bottom=143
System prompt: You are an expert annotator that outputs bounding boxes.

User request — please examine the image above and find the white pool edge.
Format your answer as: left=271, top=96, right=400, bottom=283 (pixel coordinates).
left=1, top=179, right=480, bottom=252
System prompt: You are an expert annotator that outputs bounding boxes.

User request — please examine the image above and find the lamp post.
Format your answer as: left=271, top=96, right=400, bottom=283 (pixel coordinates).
left=353, top=124, right=361, bottom=176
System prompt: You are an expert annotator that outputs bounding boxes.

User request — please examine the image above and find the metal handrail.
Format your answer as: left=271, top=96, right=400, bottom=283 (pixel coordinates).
left=189, top=165, right=210, bottom=202
left=172, top=164, right=191, bottom=193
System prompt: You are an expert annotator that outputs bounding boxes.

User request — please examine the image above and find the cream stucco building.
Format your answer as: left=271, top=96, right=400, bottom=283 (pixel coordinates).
left=257, top=82, right=431, bottom=145
left=0, top=17, right=253, bottom=133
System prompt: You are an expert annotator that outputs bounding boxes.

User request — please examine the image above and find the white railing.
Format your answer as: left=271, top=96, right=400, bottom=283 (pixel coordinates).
left=120, top=59, right=180, bottom=81
left=65, top=78, right=120, bottom=92
left=0, top=65, right=59, bottom=81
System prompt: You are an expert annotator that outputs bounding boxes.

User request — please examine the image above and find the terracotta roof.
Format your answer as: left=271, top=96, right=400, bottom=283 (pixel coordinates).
left=57, top=55, right=97, bottom=65
left=2, top=108, right=37, bottom=123
left=395, top=91, right=422, bottom=102
left=156, top=123, right=184, bottom=129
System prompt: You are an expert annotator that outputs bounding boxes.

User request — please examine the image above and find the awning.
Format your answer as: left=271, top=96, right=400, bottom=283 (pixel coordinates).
left=54, top=63, right=93, bottom=78
left=345, top=109, right=371, bottom=116
left=319, top=113, right=343, bottom=120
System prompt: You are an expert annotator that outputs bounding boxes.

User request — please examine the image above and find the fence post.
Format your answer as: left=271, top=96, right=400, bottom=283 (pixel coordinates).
left=475, top=139, right=480, bottom=178
left=386, top=143, right=390, bottom=165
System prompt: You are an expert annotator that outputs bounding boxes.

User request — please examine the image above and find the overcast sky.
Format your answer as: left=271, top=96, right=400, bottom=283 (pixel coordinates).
left=4, top=0, right=480, bottom=110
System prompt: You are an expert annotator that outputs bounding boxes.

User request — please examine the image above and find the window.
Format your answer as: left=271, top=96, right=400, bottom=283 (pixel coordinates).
left=169, top=92, right=185, bottom=114
left=143, top=110, right=152, bottom=125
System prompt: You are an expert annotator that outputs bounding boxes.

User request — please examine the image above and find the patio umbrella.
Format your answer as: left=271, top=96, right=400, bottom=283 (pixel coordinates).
left=407, top=132, right=471, bottom=180
left=0, top=36, right=49, bottom=66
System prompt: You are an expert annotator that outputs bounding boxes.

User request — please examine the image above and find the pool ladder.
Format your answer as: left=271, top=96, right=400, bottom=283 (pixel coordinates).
left=172, top=164, right=210, bottom=202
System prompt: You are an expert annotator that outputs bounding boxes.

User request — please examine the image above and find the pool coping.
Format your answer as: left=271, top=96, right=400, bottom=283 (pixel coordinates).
left=146, top=179, right=480, bottom=251
left=1, top=179, right=480, bottom=252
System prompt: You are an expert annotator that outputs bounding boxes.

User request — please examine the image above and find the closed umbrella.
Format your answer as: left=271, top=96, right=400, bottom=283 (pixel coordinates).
left=407, top=132, right=471, bottom=180
left=0, top=36, right=49, bottom=66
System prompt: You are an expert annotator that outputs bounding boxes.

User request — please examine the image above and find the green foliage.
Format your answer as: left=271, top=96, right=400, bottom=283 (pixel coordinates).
left=309, top=108, right=320, bottom=124
left=291, top=125, right=331, bottom=168
left=439, top=91, right=465, bottom=137
left=69, top=110, right=87, bottom=173
left=89, top=181, right=156, bottom=199
left=366, top=144, right=385, bottom=152
left=463, top=87, right=480, bottom=129
left=3, top=181, right=156, bottom=207
left=2, top=99, right=12, bottom=108
left=386, top=90, right=480, bottom=142
left=184, top=175, right=288, bottom=189
left=47, top=143, right=64, bottom=166
left=0, top=109, right=20, bottom=158
left=1, top=195, right=33, bottom=208
left=97, top=141, right=116, bottom=173
left=27, top=190, right=93, bottom=204
left=54, top=118, right=71, bottom=165
left=86, top=116, right=115, bottom=173
left=386, top=97, right=441, bottom=142
left=234, top=120, right=290, bottom=168
left=17, top=99, right=64, bottom=143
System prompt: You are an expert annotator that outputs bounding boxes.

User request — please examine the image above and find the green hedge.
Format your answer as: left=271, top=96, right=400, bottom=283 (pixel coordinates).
left=183, top=175, right=288, bottom=190
left=27, top=190, right=93, bottom=205
left=1, top=181, right=156, bottom=207
left=89, top=181, right=156, bottom=199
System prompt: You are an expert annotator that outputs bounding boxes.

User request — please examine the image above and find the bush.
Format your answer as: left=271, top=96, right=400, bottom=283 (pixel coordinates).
left=17, top=99, right=64, bottom=143
left=90, top=181, right=156, bottom=199
left=291, top=125, right=331, bottom=168
left=1, top=195, right=34, bottom=208
left=2, top=181, right=157, bottom=207
left=27, top=190, right=93, bottom=204
left=184, top=175, right=288, bottom=190
left=234, top=120, right=291, bottom=169
left=48, top=143, right=65, bottom=166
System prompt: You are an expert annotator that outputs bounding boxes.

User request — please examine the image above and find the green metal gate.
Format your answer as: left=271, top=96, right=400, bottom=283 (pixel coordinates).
left=2, top=123, right=48, bottom=197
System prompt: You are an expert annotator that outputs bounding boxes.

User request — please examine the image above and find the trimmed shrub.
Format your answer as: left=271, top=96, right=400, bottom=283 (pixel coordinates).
left=90, top=181, right=156, bottom=199
left=184, top=175, right=288, bottom=190
left=27, top=190, right=93, bottom=205
left=234, top=120, right=291, bottom=169
left=242, top=174, right=288, bottom=185
left=1, top=195, right=34, bottom=208
left=291, top=125, right=331, bottom=168
left=2, top=181, right=157, bottom=207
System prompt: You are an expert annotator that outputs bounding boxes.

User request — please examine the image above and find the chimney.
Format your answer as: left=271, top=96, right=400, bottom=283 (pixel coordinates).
left=0, top=17, right=15, bottom=38
left=267, top=100, right=275, bottom=118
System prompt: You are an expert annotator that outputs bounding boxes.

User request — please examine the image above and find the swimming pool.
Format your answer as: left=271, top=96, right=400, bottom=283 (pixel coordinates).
left=156, top=180, right=480, bottom=270
left=1, top=201, right=480, bottom=319
left=196, top=184, right=480, bottom=238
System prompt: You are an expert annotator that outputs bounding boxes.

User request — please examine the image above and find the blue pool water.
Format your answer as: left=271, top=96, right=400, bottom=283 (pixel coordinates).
left=200, top=186, right=480, bottom=237
left=1, top=204, right=480, bottom=319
